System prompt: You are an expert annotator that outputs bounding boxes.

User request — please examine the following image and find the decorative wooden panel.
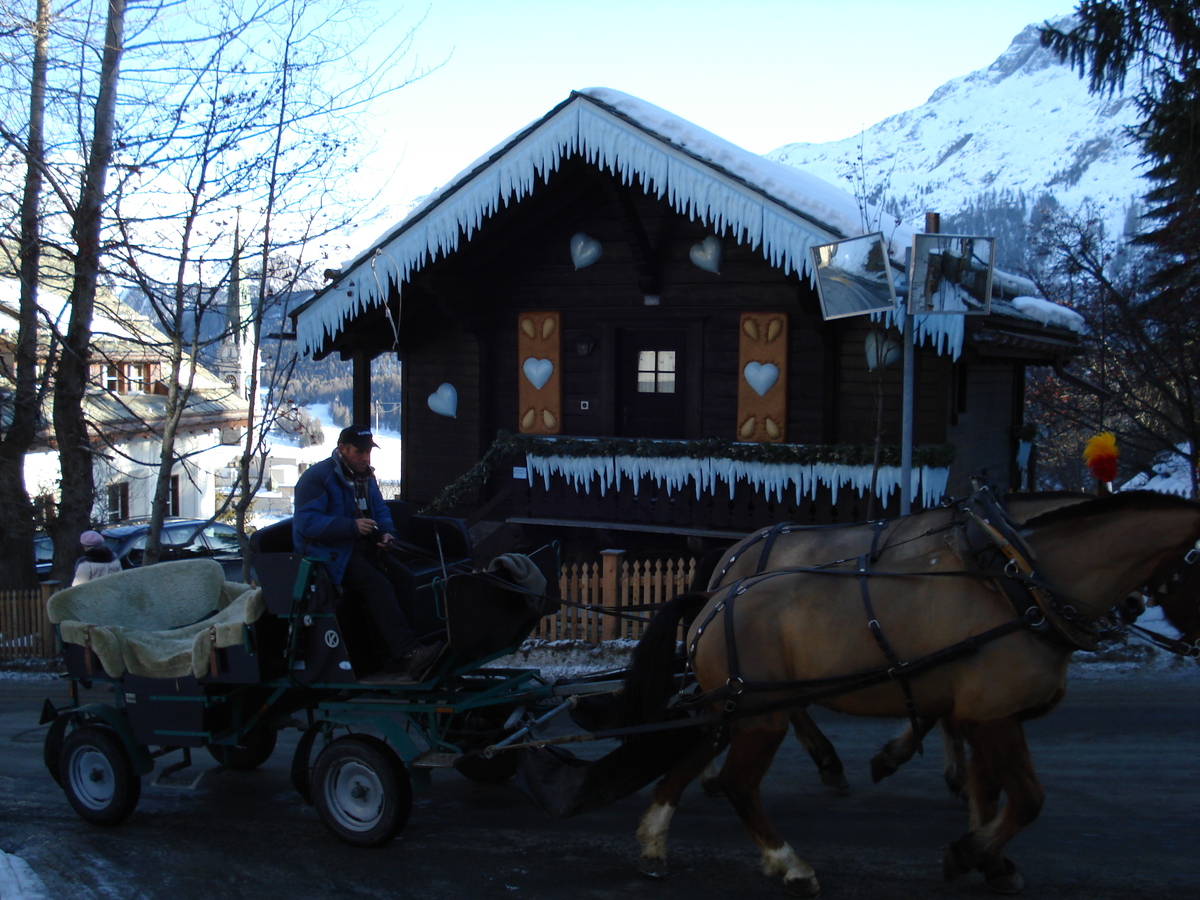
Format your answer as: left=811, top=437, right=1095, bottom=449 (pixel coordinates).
left=736, top=312, right=787, bottom=442
left=517, top=311, right=562, bottom=434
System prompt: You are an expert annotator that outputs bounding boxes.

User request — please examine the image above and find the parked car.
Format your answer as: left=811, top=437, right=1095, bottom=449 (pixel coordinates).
left=35, top=518, right=246, bottom=582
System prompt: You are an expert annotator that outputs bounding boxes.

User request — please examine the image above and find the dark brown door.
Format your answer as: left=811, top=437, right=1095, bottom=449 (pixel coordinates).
left=616, top=328, right=686, bottom=438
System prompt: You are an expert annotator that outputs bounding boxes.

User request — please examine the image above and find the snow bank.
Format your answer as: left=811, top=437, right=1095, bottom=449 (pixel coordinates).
left=0, top=852, right=49, bottom=900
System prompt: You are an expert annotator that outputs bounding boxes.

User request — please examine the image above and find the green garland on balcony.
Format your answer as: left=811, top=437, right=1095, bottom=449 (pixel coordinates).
left=421, top=431, right=955, bottom=515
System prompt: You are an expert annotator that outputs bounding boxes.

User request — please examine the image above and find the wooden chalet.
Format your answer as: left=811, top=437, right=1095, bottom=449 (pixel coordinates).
left=293, top=89, right=1081, bottom=554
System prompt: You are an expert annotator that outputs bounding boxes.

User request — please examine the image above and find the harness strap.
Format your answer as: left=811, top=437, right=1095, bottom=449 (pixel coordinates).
left=858, top=554, right=923, bottom=749
left=1128, top=622, right=1200, bottom=659
left=683, top=613, right=1036, bottom=716
left=756, top=522, right=794, bottom=574
left=868, top=518, right=888, bottom=561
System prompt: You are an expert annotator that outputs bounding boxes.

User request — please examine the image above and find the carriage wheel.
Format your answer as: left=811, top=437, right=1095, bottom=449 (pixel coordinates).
left=454, top=751, right=519, bottom=784
left=207, top=723, right=278, bottom=771
left=312, top=735, right=411, bottom=846
left=59, top=725, right=141, bottom=826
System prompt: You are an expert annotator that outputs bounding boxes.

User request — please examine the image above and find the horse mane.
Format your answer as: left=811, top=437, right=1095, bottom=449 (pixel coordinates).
left=1021, top=490, right=1200, bottom=530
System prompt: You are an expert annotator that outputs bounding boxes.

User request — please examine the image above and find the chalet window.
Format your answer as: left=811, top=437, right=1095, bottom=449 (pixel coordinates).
left=128, top=363, right=151, bottom=392
left=108, top=482, right=129, bottom=522
left=105, top=364, right=123, bottom=393
left=636, top=350, right=676, bottom=394
left=169, top=474, right=181, bottom=516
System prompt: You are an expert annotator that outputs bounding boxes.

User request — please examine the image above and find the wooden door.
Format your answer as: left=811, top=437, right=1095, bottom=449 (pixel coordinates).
left=616, top=328, right=686, bottom=439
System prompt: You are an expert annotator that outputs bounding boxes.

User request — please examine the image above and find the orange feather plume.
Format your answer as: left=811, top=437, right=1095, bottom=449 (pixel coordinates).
left=1083, top=432, right=1119, bottom=483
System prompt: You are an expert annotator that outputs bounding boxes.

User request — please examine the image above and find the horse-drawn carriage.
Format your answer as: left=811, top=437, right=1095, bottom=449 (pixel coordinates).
left=40, top=488, right=1200, bottom=895
left=40, top=502, right=623, bottom=846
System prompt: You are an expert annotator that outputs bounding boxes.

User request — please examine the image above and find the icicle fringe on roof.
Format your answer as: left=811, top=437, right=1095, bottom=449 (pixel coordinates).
left=526, top=452, right=950, bottom=509
left=297, top=92, right=859, bottom=356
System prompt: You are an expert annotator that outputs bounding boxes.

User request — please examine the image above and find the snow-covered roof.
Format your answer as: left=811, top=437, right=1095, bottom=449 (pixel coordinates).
left=296, top=88, right=908, bottom=356
left=295, top=88, right=1081, bottom=362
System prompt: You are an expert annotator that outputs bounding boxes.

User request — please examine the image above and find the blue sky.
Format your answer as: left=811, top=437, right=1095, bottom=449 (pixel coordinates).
left=358, top=1, right=1072, bottom=216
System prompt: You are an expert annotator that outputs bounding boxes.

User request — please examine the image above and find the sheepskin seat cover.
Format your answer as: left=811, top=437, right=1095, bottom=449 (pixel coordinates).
left=47, top=558, right=264, bottom=680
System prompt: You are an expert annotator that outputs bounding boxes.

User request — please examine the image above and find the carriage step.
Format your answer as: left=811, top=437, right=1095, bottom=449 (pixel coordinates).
left=410, top=751, right=460, bottom=769
left=153, top=761, right=222, bottom=790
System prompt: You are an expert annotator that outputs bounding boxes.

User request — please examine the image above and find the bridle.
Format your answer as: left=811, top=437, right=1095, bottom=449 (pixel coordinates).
left=1123, top=537, right=1200, bottom=661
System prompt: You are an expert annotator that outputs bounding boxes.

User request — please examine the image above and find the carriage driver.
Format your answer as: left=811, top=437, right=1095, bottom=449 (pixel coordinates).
left=292, top=425, right=446, bottom=680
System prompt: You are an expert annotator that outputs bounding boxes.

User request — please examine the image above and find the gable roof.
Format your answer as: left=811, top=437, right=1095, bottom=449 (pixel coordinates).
left=296, top=88, right=910, bottom=357
left=297, top=88, right=1081, bottom=362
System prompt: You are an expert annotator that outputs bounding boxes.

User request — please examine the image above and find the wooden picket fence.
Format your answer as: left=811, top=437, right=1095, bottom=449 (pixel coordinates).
left=530, top=551, right=698, bottom=643
left=0, top=585, right=57, bottom=660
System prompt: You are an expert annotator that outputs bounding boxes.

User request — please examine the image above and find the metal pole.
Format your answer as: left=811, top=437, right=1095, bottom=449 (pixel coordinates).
left=901, top=212, right=940, bottom=515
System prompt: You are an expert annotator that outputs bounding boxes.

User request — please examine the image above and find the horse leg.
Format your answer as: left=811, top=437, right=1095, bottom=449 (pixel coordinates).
left=699, top=757, right=723, bottom=796
left=940, top=718, right=968, bottom=799
left=636, top=727, right=728, bottom=878
left=942, top=717, right=1045, bottom=894
left=718, top=725, right=820, bottom=898
left=869, top=716, right=938, bottom=783
left=792, top=709, right=848, bottom=791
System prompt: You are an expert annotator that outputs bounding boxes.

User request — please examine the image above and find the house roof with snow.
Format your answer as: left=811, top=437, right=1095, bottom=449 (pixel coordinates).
left=295, top=88, right=1082, bottom=360
left=0, top=280, right=248, bottom=444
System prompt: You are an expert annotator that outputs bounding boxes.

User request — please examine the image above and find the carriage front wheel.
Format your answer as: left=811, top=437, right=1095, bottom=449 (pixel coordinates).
left=312, top=734, right=411, bottom=846
left=59, top=725, right=141, bottom=826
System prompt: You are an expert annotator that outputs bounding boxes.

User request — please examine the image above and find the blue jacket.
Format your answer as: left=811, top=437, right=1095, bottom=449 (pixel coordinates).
left=292, top=452, right=396, bottom=584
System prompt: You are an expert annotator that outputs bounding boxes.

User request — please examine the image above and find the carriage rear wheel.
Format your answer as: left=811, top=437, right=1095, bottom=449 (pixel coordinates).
left=312, top=735, right=411, bottom=846
left=59, top=725, right=141, bottom=826
left=206, top=723, right=278, bottom=771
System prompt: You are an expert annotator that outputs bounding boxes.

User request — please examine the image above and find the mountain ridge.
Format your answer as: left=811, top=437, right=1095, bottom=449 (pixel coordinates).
left=768, top=20, right=1146, bottom=269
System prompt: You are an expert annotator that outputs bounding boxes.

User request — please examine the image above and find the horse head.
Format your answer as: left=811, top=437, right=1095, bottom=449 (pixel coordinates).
left=1023, top=491, right=1200, bottom=659
left=1148, top=534, right=1200, bottom=662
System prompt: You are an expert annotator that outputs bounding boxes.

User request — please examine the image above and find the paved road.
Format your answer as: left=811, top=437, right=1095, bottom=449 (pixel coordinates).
left=2, top=662, right=1198, bottom=900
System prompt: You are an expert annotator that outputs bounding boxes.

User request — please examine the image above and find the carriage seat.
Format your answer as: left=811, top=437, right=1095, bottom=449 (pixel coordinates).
left=248, top=502, right=473, bottom=586
left=47, top=559, right=264, bottom=681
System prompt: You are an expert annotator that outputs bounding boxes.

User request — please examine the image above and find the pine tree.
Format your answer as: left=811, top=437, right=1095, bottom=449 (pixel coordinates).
left=1042, top=2, right=1200, bottom=296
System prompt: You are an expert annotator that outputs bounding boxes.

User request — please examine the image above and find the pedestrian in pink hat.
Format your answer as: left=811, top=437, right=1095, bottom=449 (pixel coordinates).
left=72, top=531, right=122, bottom=585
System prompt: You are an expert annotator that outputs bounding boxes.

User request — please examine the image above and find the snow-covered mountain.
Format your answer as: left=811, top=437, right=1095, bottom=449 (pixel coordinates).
left=768, top=18, right=1146, bottom=270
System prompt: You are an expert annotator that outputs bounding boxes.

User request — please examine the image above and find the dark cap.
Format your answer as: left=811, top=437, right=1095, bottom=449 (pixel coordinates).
left=337, top=424, right=379, bottom=452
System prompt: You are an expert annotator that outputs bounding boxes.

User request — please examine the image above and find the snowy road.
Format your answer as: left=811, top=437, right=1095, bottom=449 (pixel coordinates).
left=1, top=662, right=1198, bottom=900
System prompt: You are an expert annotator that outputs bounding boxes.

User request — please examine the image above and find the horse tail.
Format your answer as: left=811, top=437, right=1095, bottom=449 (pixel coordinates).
left=619, top=590, right=713, bottom=726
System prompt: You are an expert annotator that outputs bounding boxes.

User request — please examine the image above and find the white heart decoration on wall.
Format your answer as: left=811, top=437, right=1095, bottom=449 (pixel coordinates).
left=426, top=383, right=457, bottom=418
left=689, top=235, right=723, bottom=274
left=569, top=232, right=602, bottom=269
left=743, top=361, right=779, bottom=397
left=523, top=357, right=554, bottom=391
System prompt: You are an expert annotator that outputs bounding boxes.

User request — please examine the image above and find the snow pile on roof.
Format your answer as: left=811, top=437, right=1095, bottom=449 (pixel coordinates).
left=1012, top=296, right=1085, bottom=332
left=297, top=88, right=914, bottom=356
left=1120, top=444, right=1193, bottom=498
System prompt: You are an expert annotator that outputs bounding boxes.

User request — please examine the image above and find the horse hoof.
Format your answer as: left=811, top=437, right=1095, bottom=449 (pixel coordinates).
left=942, top=841, right=972, bottom=882
left=784, top=874, right=822, bottom=897
left=638, top=856, right=669, bottom=879
left=869, top=751, right=898, bottom=784
left=984, top=859, right=1024, bottom=894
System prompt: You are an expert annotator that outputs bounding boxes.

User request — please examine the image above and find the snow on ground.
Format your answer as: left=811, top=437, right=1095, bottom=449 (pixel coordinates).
left=0, top=851, right=49, bottom=900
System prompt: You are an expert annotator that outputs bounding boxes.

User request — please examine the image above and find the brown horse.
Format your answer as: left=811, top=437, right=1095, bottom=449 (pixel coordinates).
left=704, top=490, right=1093, bottom=795
left=626, top=491, right=1200, bottom=896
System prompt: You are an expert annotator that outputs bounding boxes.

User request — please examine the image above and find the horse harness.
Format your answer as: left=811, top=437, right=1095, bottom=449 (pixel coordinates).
left=679, top=485, right=1191, bottom=729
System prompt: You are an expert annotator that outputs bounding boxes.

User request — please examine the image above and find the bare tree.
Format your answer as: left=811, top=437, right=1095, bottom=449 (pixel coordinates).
left=1026, top=205, right=1199, bottom=496
left=0, top=0, right=50, bottom=589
